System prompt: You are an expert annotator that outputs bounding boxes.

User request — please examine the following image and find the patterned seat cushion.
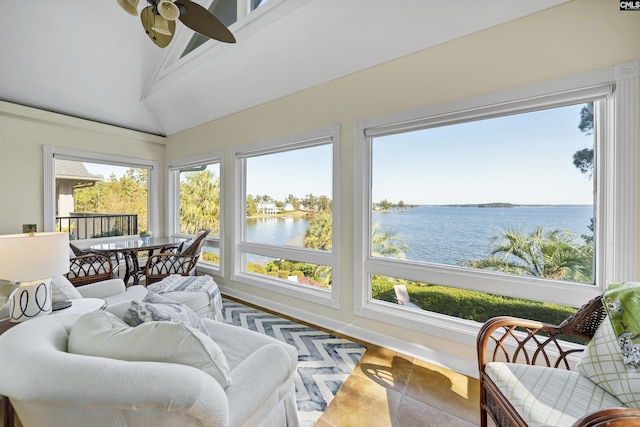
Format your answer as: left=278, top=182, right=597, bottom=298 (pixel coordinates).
left=576, top=317, right=640, bottom=408
left=485, top=362, right=623, bottom=427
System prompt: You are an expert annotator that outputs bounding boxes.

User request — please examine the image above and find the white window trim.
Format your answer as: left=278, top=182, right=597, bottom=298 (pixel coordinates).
left=43, top=145, right=159, bottom=238
left=232, top=125, right=341, bottom=309
left=166, top=151, right=224, bottom=277
left=354, top=61, right=639, bottom=347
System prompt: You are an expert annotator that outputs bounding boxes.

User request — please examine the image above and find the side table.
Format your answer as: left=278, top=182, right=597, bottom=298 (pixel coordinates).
left=0, top=298, right=106, bottom=427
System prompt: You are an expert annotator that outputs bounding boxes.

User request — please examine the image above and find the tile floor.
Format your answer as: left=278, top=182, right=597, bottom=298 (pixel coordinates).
left=316, top=344, right=481, bottom=427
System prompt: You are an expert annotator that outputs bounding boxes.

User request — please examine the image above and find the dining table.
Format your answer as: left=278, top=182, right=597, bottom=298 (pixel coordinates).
left=87, top=237, right=184, bottom=286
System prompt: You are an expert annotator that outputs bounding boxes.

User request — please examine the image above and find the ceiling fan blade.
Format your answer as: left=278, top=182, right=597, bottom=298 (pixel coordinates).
left=140, top=6, right=175, bottom=48
left=175, top=0, right=236, bottom=43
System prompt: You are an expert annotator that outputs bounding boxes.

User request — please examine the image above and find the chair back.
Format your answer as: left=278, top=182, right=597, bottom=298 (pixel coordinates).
left=558, top=293, right=607, bottom=340
left=394, top=285, right=411, bottom=305
left=69, top=243, right=87, bottom=256
left=144, top=230, right=211, bottom=285
left=180, top=229, right=211, bottom=259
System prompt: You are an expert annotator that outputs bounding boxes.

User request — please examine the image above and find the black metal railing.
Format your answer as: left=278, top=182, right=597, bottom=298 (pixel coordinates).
left=56, top=213, right=138, bottom=240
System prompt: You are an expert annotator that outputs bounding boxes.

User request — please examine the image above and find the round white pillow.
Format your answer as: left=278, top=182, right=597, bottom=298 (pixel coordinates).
left=68, top=310, right=231, bottom=387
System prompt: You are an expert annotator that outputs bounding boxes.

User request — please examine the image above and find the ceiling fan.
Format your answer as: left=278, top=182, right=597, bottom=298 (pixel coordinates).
left=117, top=0, right=236, bottom=48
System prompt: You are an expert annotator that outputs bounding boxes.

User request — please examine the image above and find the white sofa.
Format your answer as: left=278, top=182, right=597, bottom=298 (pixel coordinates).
left=0, top=279, right=300, bottom=427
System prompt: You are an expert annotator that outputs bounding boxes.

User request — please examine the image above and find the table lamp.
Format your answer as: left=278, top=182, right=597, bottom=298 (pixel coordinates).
left=0, top=232, right=70, bottom=323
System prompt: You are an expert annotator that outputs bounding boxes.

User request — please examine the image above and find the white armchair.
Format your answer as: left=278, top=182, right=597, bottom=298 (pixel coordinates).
left=0, top=303, right=299, bottom=426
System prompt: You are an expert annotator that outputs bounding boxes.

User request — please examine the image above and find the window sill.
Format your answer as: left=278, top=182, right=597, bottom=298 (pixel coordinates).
left=232, top=271, right=338, bottom=309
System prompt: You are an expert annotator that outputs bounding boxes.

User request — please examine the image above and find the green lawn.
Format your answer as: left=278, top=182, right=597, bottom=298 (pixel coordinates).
left=372, top=276, right=576, bottom=325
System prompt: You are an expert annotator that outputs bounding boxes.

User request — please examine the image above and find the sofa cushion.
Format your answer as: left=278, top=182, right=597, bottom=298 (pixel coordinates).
left=575, top=317, right=640, bottom=408
left=102, top=284, right=148, bottom=306
left=485, top=362, right=624, bottom=426
left=123, top=292, right=210, bottom=337
left=69, top=310, right=232, bottom=387
left=200, top=319, right=298, bottom=427
left=51, top=275, right=83, bottom=302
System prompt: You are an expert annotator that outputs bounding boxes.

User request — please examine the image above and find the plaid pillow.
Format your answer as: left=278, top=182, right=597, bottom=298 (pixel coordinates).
left=575, top=317, right=640, bottom=408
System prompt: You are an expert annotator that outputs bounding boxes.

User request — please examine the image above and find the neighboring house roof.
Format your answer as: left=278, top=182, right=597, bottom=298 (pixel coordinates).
left=55, top=160, right=101, bottom=183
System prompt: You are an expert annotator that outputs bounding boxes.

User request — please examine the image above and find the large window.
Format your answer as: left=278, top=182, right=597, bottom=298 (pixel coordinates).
left=55, top=159, right=149, bottom=240
left=233, top=125, right=340, bottom=307
left=371, top=102, right=596, bottom=286
left=167, top=153, right=223, bottom=275
left=355, top=63, right=638, bottom=343
left=44, top=146, right=159, bottom=239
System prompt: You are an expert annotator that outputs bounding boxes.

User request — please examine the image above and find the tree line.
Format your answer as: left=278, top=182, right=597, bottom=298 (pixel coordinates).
left=246, top=193, right=332, bottom=216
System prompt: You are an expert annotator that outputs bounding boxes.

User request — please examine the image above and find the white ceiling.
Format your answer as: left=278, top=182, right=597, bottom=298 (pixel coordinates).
left=1, top=0, right=567, bottom=136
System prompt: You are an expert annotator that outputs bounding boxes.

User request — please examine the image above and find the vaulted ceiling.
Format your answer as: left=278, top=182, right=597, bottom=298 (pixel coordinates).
left=1, top=1, right=567, bottom=137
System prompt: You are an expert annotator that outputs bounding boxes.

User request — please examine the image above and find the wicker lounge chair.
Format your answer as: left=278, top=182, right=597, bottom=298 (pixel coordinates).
left=477, top=294, right=640, bottom=426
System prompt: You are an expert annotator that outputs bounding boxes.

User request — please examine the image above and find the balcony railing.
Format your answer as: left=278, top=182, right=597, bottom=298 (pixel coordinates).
left=56, top=213, right=138, bottom=240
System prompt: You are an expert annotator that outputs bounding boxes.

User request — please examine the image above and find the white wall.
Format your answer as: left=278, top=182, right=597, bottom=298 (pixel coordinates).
left=0, top=102, right=166, bottom=236
left=165, top=0, right=640, bottom=374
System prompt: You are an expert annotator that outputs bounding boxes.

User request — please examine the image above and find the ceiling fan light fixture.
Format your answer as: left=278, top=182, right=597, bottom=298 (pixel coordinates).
left=116, top=0, right=139, bottom=16
left=151, top=15, right=172, bottom=35
left=158, top=1, right=181, bottom=21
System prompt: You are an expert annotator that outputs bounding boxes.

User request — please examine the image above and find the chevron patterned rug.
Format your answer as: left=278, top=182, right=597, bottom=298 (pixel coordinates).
left=222, top=298, right=366, bottom=426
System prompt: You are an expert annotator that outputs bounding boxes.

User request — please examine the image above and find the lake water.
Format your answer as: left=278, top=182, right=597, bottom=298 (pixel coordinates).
left=246, top=205, right=593, bottom=265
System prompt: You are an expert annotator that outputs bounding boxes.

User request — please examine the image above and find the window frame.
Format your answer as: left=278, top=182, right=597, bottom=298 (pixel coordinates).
left=43, top=145, right=159, bottom=239
left=232, top=125, right=341, bottom=308
left=354, top=62, right=639, bottom=345
left=167, top=151, right=224, bottom=277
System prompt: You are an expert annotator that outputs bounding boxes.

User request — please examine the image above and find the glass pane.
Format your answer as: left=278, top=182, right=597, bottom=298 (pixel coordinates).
left=373, top=275, right=577, bottom=325
left=251, top=0, right=269, bottom=11
left=179, top=164, right=221, bottom=238
left=245, top=144, right=333, bottom=251
left=244, top=252, right=333, bottom=289
left=202, top=246, right=220, bottom=266
left=371, top=103, right=596, bottom=285
left=55, top=159, right=148, bottom=239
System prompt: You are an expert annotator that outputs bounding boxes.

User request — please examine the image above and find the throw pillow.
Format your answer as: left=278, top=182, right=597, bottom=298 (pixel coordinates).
left=179, top=229, right=206, bottom=254
left=123, top=292, right=210, bottom=337
left=69, top=311, right=231, bottom=387
left=575, top=317, right=640, bottom=408
left=50, top=275, right=83, bottom=302
left=179, top=238, right=195, bottom=254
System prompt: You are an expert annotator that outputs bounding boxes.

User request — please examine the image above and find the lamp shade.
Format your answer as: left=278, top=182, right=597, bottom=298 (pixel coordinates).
left=0, top=232, right=69, bottom=282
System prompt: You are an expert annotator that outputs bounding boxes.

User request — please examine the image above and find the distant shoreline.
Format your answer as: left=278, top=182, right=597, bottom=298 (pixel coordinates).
left=375, top=203, right=591, bottom=211
left=425, top=203, right=592, bottom=208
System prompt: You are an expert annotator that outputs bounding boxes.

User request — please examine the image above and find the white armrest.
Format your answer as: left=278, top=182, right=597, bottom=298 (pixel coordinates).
left=0, top=313, right=229, bottom=427
left=76, top=279, right=126, bottom=299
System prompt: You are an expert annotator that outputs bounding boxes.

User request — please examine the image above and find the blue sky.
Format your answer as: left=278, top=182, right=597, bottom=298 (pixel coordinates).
left=372, top=103, right=593, bottom=205
left=84, top=163, right=131, bottom=179
left=247, top=145, right=333, bottom=200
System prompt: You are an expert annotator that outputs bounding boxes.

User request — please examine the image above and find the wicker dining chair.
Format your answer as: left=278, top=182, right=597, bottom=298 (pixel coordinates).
left=144, top=229, right=211, bottom=285
left=66, top=252, right=114, bottom=287
left=477, top=294, right=640, bottom=427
